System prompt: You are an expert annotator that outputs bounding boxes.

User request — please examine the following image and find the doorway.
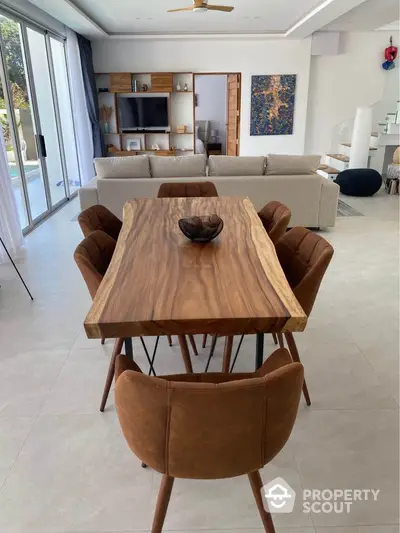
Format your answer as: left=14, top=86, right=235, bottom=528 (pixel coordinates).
left=0, top=11, right=81, bottom=233
left=194, top=73, right=241, bottom=156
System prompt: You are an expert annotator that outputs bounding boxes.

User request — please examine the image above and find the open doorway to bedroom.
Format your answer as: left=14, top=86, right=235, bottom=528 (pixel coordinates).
left=193, top=73, right=241, bottom=156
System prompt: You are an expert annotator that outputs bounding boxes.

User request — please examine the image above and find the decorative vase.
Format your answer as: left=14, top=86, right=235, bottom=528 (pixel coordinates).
left=176, top=81, right=182, bottom=92
left=184, top=83, right=188, bottom=92
left=103, top=122, right=109, bottom=134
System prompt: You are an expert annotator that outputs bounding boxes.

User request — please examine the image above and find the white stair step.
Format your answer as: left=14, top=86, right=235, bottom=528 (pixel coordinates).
left=317, top=166, right=340, bottom=180
left=326, top=153, right=349, bottom=171
left=339, top=143, right=378, bottom=156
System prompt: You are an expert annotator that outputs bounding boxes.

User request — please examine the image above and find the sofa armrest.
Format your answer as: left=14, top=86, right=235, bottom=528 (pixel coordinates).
left=319, top=179, right=339, bottom=228
left=78, top=178, right=99, bottom=212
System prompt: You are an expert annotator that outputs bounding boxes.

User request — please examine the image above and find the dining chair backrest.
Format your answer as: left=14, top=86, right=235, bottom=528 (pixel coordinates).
left=157, top=181, right=218, bottom=198
left=74, top=230, right=116, bottom=300
left=114, top=355, right=304, bottom=480
left=78, top=205, right=122, bottom=241
left=275, top=227, right=334, bottom=317
left=257, top=201, right=291, bottom=245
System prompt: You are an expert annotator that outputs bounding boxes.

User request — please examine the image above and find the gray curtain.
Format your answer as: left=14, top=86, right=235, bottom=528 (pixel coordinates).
left=77, top=34, right=104, bottom=157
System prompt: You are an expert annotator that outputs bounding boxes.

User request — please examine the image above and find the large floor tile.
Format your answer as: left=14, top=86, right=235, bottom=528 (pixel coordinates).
left=0, top=417, right=34, bottom=487
left=0, top=349, right=70, bottom=417
left=291, top=410, right=400, bottom=527
left=0, top=414, right=153, bottom=532
left=289, top=341, right=397, bottom=410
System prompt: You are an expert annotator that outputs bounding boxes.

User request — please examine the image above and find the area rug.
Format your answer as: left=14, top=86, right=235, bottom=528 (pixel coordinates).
left=337, top=199, right=364, bottom=217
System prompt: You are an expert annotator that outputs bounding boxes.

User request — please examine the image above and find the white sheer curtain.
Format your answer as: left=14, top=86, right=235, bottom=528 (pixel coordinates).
left=0, top=127, right=23, bottom=263
left=66, top=28, right=94, bottom=186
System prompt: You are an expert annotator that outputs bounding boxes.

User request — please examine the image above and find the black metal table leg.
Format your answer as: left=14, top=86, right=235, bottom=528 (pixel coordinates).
left=124, top=338, right=134, bottom=360
left=255, top=333, right=264, bottom=370
left=0, top=237, right=33, bottom=300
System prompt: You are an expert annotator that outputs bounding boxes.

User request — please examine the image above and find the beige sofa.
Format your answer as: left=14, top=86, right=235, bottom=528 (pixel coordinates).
left=79, top=154, right=339, bottom=228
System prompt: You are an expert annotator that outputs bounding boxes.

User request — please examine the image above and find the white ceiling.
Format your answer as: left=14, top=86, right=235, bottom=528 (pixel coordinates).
left=322, top=0, right=400, bottom=31
left=61, top=0, right=323, bottom=35
left=28, top=0, right=396, bottom=38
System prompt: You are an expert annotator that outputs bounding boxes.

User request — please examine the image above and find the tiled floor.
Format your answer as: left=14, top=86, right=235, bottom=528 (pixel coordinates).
left=0, top=191, right=398, bottom=532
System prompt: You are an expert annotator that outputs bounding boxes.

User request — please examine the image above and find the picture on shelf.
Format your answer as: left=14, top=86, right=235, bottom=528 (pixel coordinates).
left=128, top=139, right=141, bottom=151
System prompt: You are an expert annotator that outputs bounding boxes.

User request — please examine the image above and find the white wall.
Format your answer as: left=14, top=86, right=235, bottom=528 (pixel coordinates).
left=306, top=31, right=398, bottom=155
left=195, top=75, right=227, bottom=153
left=92, top=38, right=312, bottom=156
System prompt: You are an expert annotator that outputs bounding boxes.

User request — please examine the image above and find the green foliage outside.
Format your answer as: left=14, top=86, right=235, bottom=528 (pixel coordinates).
left=0, top=16, right=29, bottom=144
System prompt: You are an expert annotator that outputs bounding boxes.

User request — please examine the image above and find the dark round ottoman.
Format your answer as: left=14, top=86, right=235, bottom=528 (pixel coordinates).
left=334, top=168, right=382, bottom=196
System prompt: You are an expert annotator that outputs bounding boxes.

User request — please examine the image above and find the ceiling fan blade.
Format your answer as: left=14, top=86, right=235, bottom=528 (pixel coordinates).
left=206, top=5, right=234, bottom=11
left=167, top=6, right=194, bottom=12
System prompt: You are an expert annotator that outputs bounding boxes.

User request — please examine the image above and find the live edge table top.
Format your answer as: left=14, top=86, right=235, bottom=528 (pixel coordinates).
left=84, top=197, right=307, bottom=339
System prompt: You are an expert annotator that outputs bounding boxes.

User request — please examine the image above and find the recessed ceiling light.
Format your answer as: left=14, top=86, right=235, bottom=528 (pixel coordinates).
left=254, top=16, right=262, bottom=19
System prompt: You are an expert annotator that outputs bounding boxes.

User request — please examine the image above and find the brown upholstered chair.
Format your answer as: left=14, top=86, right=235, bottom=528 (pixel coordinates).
left=78, top=204, right=122, bottom=241
left=258, top=201, right=291, bottom=245
left=229, top=227, right=334, bottom=406
left=74, top=230, right=155, bottom=411
left=158, top=181, right=218, bottom=354
left=274, top=227, right=334, bottom=401
left=114, top=349, right=304, bottom=533
left=157, top=181, right=218, bottom=198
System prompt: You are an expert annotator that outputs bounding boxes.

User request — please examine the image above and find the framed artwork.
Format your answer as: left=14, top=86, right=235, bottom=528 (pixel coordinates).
left=128, top=139, right=141, bottom=151
left=250, top=74, right=297, bottom=136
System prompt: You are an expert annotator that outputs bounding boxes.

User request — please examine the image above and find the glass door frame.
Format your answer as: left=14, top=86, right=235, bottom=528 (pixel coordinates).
left=0, top=7, right=81, bottom=233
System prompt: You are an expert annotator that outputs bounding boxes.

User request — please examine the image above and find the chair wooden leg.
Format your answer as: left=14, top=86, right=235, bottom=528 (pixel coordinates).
left=248, top=471, right=276, bottom=533
left=284, top=332, right=311, bottom=406
left=202, top=334, right=207, bottom=348
left=167, top=335, right=173, bottom=347
left=100, top=337, right=124, bottom=412
left=178, top=335, right=193, bottom=373
left=222, top=336, right=234, bottom=372
left=151, top=474, right=175, bottom=533
left=101, top=337, right=105, bottom=345
left=277, top=333, right=285, bottom=349
left=272, top=333, right=278, bottom=345
left=188, top=334, right=198, bottom=356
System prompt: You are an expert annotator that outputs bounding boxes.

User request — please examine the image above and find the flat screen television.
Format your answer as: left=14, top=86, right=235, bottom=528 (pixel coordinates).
left=117, top=96, right=169, bottom=131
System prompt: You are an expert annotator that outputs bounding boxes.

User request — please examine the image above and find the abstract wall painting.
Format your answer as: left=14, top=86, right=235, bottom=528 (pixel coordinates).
left=250, top=74, right=297, bottom=136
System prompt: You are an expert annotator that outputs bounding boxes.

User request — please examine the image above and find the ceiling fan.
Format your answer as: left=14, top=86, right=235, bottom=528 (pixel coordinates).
left=167, top=0, right=234, bottom=13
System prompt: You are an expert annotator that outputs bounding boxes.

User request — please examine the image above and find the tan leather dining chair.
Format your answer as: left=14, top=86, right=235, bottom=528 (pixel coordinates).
left=78, top=204, right=122, bottom=241
left=158, top=180, right=218, bottom=354
left=258, top=201, right=291, bottom=245
left=228, top=227, right=334, bottom=406
left=274, top=227, right=334, bottom=405
left=74, top=230, right=155, bottom=412
left=114, top=348, right=304, bottom=533
left=157, top=181, right=218, bottom=199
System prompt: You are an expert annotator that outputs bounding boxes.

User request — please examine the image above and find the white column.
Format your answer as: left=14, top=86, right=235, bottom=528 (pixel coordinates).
left=349, top=106, right=372, bottom=169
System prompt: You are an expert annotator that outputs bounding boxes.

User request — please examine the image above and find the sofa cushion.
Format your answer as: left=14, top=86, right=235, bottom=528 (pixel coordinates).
left=209, top=156, right=265, bottom=176
left=94, top=155, right=151, bottom=179
left=150, top=154, right=206, bottom=178
left=266, top=154, right=321, bottom=175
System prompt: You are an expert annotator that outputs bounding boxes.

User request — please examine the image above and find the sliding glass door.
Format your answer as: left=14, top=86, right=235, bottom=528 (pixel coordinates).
left=0, top=11, right=81, bottom=232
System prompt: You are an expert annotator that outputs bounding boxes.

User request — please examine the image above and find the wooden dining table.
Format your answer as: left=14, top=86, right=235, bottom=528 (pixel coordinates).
left=84, top=196, right=307, bottom=370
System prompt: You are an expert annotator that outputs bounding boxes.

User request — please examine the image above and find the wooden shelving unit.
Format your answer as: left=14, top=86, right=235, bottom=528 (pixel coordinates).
left=96, top=72, right=195, bottom=156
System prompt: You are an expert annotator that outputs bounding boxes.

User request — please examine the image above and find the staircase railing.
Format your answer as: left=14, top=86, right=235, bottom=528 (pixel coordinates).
left=330, top=101, right=382, bottom=154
